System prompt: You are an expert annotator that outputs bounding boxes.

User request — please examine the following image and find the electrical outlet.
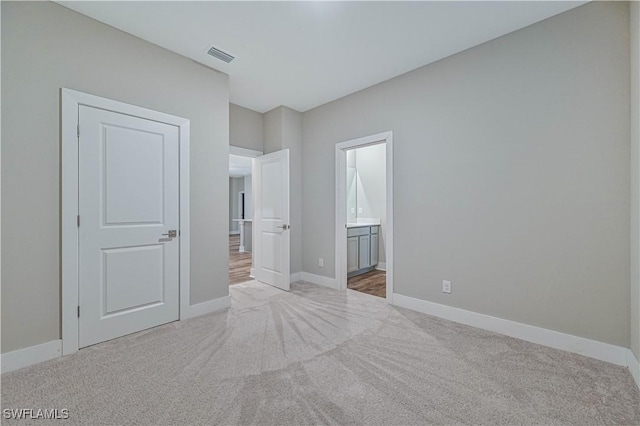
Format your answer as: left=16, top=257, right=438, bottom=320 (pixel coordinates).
left=318, top=258, right=324, bottom=267
left=350, top=208, right=355, bottom=214
left=358, top=207, right=363, bottom=214
left=442, top=280, right=451, bottom=294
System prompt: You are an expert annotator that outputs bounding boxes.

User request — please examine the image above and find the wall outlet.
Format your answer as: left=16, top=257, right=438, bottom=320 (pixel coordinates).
left=318, top=258, right=324, bottom=267
left=358, top=207, right=363, bottom=214
left=442, top=280, right=452, bottom=294
left=350, top=208, right=355, bottom=214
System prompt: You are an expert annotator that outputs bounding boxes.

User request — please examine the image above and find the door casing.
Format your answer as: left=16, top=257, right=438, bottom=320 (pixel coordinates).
left=335, top=131, right=394, bottom=303
left=61, top=88, right=190, bottom=355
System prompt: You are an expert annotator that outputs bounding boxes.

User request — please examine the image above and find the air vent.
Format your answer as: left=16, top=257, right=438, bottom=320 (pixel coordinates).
left=207, top=46, right=234, bottom=63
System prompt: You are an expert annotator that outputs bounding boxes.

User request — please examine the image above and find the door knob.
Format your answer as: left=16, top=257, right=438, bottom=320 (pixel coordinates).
left=277, top=224, right=291, bottom=230
left=162, top=230, right=177, bottom=238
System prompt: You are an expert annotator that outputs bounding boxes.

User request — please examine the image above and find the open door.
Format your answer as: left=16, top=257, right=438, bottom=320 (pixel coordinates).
left=252, top=149, right=290, bottom=291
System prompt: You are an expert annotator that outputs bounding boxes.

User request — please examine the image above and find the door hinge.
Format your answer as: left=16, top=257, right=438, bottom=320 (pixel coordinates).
left=77, top=125, right=80, bottom=138
left=77, top=215, right=80, bottom=227
left=77, top=306, right=80, bottom=318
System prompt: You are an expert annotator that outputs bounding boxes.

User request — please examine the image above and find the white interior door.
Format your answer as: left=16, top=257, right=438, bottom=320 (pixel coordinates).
left=253, top=149, right=290, bottom=291
left=78, top=105, right=180, bottom=348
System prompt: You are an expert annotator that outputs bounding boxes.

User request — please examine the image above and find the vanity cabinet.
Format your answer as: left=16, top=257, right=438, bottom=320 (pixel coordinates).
left=347, top=225, right=379, bottom=277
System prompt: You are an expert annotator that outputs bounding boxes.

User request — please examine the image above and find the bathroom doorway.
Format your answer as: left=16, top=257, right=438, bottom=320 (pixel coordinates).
left=335, top=132, right=394, bottom=302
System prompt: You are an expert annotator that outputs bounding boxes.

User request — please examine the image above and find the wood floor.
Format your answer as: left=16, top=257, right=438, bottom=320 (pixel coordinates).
left=347, top=269, right=386, bottom=298
left=229, top=234, right=252, bottom=285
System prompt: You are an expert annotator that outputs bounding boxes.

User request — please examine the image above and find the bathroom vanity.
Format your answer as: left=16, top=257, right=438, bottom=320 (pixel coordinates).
left=347, top=223, right=380, bottom=277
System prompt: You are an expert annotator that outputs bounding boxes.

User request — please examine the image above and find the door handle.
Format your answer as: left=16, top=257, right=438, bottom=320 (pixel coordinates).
left=277, top=224, right=291, bottom=230
left=162, top=230, right=177, bottom=238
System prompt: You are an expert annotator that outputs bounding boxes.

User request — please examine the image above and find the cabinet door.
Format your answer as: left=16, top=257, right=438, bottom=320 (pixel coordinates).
left=371, top=233, right=379, bottom=266
left=358, top=235, right=370, bottom=269
left=347, top=237, right=359, bottom=273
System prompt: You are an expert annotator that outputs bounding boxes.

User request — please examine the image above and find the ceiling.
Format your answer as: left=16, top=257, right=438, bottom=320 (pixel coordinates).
left=229, top=154, right=252, bottom=178
left=57, top=1, right=586, bottom=113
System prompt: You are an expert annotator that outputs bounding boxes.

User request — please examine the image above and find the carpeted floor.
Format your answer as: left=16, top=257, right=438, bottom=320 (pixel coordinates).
left=2, top=281, right=639, bottom=425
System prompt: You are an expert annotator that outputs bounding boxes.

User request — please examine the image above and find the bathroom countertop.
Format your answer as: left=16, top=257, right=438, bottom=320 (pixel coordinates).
left=346, top=219, right=380, bottom=228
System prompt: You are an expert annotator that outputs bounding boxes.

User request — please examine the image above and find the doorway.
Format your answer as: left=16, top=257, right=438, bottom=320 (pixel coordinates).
left=335, top=131, right=394, bottom=302
left=228, top=146, right=262, bottom=285
left=61, top=89, right=191, bottom=355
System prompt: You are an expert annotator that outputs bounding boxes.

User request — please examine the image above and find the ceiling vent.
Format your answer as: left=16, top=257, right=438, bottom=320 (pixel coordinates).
left=207, top=46, right=234, bottom=63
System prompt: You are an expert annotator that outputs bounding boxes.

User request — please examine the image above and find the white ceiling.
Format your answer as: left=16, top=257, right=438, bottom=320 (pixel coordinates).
left=229, top=154, right=252, bottom=178
left=58, top=1, right=586, bottom=113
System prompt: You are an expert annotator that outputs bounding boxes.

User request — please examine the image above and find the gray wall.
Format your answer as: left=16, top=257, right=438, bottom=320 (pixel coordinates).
left=229, top=178, right=245, bottom=233
left=631, top=1, right=640, bottom=360
left=230, top=103, right=263, bottom=152
left=264, top=107, right=283, bottom=155
left=264, top=106, right=303, bottom=274
left=302, top=2, right=630, bottom=347
left=1, top=2, right=230, bottom=353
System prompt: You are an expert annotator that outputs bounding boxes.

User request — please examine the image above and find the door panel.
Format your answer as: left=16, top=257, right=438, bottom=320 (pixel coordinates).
left=253, top=150, right=290, bottom=291
left=103, top=126, right=165, bottom=225
left=347, top=237, right=359, bottom=273
left=102, top=244, right=165, bottom=315
left=79, top=105, right=179, bottom=348
left=358, top=235, right=370, bottom=269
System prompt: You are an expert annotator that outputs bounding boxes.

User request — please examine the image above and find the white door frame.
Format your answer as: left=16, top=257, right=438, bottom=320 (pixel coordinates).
left=61, top=88, right=190, bottom=355
left=335, top=131, right=394, bottom=303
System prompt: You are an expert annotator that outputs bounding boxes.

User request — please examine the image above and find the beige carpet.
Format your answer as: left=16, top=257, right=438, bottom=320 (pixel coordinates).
left=2, top=281, right=639, bottom=425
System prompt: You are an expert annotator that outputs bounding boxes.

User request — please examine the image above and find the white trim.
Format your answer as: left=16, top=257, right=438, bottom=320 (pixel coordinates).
left=229, top=145, right=263, bottom=158
left=393, top=293, right=629, bottom=366
left=61, top=88, right=191, bottom=355
left=0, top=4, right=3, bottom=359
left=1, top=340, right=62, bottom=374
left=335, top=131, right=394, bottom=304
left=229, top=231, right=240, bottom=235
left=628, top=350, right=640, bottom=389
left=630, top=0, right=640, bottom=392
left=178, top=118, right=191, bottom=323
left=376, top=262, right=387, bottom=272
left=250, top=267, right=256, bottom=278
left=290, top=272, right=302, bottom=284
left=301, top=272, right=338, bottom=290
left=184, top=296, right=231, bottom=319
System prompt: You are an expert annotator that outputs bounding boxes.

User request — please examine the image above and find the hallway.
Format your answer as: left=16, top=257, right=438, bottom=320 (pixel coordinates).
left=229, top=235, right=252, bottom=285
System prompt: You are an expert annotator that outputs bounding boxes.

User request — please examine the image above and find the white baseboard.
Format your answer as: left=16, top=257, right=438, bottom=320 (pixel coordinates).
left=229, top=231, right=240, bottom=235
left=300, top=272, right=338, bottom=289
left=3, top=296, right=231, bottom=373
left=184, top=296, right=231, bottom=319
left=250, top=268, right=255, bottom=278
left=1, top=340, right=62, bottom=374
left=290, top=272, right=302, bottom=283
left=392, top=293, right=629, bottom=367
left=627, top=349, right=640, bottom=389
left=376, top=262, right=387, bottom=271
